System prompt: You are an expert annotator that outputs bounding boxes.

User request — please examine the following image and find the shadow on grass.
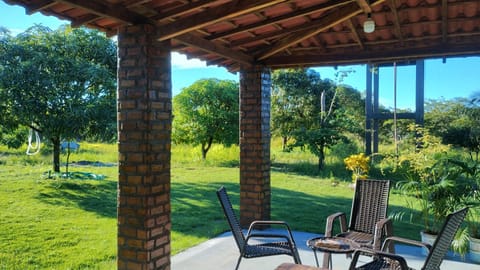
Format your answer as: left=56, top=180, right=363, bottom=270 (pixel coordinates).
left=271, top=160, right=351, bottom=181
left=35, top=177, right=117, bottom=218
left=171, top=182, right=422, bottom=240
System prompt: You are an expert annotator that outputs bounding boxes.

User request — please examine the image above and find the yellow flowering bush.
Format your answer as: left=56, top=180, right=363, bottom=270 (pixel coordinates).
left=344, top=153, right=370, bottom=182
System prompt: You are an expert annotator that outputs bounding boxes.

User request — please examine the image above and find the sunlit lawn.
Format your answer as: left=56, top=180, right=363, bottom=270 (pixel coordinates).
left=0, top=142, right=422, bottom=269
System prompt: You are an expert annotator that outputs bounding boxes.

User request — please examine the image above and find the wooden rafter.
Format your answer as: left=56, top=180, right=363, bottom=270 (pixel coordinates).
left=152, top=0, right=216, bottom=21
left=25, top=0, right=56, bottom=15
left=355, top=0, right=372, bottom=13
left=57, top=0, right=153, bottom=25
left=174, top=34, right=254, bottom=67
left=265, top=42, right=480, bottom=67
left=346, top=19, right=364, bottom=49
left=207, top=0, right=353, bottom=41
left=71, top=14, right=99, bottom=28
left=258, top=0, right=387, bottom=60
left=442, top=0, right=448, bottom=43
left=156, top=0, right=288, bottom=41
left=387, top=0, right=404, bottom=45
left=257, top=2, right=363, bottom=60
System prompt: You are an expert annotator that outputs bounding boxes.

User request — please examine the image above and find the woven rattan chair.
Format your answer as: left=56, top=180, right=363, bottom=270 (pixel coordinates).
left=325, top=179, right=393, bottom=251
left=216, top=186, right=302, bottom=270
left=321, top=179, right=393, bottom=268
left=349, top=207, right=469, bottom=270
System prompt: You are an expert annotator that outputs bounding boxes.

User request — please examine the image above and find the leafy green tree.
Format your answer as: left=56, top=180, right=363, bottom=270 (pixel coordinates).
left=0, top=25, right=117, bottom=172
left=425, top=98, right=480, bottom=161
left=272, top=68, right=361, bottom=170
left=172, top=78, right=239, bottom=159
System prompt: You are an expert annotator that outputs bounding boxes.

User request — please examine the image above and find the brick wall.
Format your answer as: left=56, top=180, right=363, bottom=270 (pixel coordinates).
left=239, top=66, right=271, bottom=227
left=117, top=24, right=172, bottom=270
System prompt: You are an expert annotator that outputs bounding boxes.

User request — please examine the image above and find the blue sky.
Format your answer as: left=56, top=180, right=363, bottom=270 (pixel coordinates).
left=1, top=1, right=479, bottom=110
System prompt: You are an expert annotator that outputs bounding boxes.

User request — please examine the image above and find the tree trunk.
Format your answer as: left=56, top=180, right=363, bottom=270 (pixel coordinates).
left=318, top=145, right=325, bottom=171
left=201, top=137, right=213, bottom=160
left=282, top=136, right=288, bottom=151
left=52, top=137, right=61, bottom=172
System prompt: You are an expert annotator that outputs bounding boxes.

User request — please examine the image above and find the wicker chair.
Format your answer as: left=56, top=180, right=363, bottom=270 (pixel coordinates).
left=349, top=207, right=469, bottom=270
left=322, top=179, right=393, bottom=268
left=216, top=186, right=302, bottom=270
left=325, top=179, right=393, bottom=250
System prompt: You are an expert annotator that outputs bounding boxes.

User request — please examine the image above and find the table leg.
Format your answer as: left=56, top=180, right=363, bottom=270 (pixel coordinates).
left=312, top=249, right=319, bottom=267
left=322, top=252, right=332, bottom=270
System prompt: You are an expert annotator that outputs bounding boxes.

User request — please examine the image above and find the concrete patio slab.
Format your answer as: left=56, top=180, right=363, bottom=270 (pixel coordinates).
left=172, top=230, right=480, bottom=270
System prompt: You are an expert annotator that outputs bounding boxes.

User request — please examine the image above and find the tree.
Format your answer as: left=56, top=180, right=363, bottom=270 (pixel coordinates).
left=272, top=68, right=360, bottom=170
left=172, top=78, right=239, bottom=159
left=425, top=98, right=480, bottom=160
left=0, top=25, right=117, bottom=172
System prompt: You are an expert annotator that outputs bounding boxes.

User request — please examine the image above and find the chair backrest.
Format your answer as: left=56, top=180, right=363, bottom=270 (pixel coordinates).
left=422, top=207, right=468, bottom=270
left=216, top=186, right=246, bottom=251
left=349, top=179, right=390, bottom=234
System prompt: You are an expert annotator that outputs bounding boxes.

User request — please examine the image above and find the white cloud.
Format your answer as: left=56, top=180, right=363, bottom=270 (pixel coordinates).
left=171, top=52, right=207, bottom=69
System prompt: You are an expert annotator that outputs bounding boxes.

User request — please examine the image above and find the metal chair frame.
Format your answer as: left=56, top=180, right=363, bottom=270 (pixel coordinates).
left=216, top=186, right=302, bottom=270
left=349, top=207, right=469, bottom=270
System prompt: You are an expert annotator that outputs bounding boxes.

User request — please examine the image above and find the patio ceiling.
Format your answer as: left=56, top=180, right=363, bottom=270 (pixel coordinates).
left=4, top=0, right=480, bottom=71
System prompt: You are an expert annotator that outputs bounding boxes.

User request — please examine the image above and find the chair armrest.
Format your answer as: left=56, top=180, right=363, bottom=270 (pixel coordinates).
left=381, top=236, right=432, bottom=253
left=373, top=218, right=393, bottom=251
left=247, top=220, right=296, bottom=244
left=349, top=249, right=409, bottom=270
left=325, top=212, right=347, bottom=237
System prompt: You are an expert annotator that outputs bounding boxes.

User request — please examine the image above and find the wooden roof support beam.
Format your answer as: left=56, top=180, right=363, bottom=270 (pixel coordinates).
left=25, top=0, right=56, bottom=15
left=71, top=14, right=99, bottom=28
left=265, top=43, right=480, bottom=67
left=258, top=3, right=361, bottom=60
left=153, top=0, right=216, bottom=21
left=387, top=0, right=404, bottom=46
left=346, top=19, right=364, bottom=49
left=442, top=0, right=448, bottom=43
left=57, top=0, right=153, bottom=25
left=356, top=0, right=372, bottom=13
left=208, top=0, right=353, bottom=40
left=258, top=0, right=386, bottom=60
left=157, top=0, right=288, bottom=41
left=174, top=34, right=254, bottom=67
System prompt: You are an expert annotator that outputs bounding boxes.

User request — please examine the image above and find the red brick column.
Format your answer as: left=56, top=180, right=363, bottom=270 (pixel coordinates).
left=117, top=24, right=172, bottom=270
left=239, top=66, right=271, bottom=227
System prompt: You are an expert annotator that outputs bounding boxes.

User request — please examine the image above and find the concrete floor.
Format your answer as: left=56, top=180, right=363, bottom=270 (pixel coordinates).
left=171, top=230, right=480, bottom=270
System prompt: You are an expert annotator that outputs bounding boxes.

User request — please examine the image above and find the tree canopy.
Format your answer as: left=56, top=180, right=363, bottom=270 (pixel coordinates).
left=0, top=25, right=117, bottom=172
left=272, top=68, right=363, bottom=170
left=172, top=78, right=239, bottom=159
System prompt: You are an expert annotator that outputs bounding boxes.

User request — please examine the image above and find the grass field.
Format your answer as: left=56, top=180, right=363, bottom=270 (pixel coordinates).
left=0, top=142, right=423, bottom=269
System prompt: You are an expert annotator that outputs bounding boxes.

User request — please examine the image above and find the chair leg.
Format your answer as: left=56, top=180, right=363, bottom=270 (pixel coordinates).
left=293, top=249, right=302, bottom=264
left=235, top=255, right=242, bottom=270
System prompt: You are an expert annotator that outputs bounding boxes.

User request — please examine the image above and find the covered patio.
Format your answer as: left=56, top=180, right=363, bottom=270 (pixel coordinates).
left=171, top=230, right=480, bottom=269
left=4, top=0, right=480, bottom=269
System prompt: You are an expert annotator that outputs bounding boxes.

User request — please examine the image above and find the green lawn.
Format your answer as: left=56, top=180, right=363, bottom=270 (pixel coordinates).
left=0, top=142, right=423, bottom=269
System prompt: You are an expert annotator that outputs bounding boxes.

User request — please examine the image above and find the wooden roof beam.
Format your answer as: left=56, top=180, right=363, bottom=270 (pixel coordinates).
left=258, top=3, right=361, bottom=60
left=387, top=0, right=404, bottom=46
left=156, top=0, right=288, bottom=41
left=442, top=0, right=448, bottom=43
left=152, top=0, right=216, bottom=21
left=25, top=0, right=56, bottom=15
left=57, top=0, right=153, bottom=25
left=71, top=14, right=99, bottom=28
left=265, top=43, right=480, bottom=67
left=208, top=0, right=353, bottom=40
left=356, top=0, right=372, bottom=13
left=258, top=0, right=386, bottom=60
left=346, top=19, right=364, bottom=49
left=174, top=34, right=254, bottom=67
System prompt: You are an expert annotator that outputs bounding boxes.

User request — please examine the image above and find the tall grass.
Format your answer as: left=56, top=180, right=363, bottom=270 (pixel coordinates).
left=0, top=140, right=424, bottom=269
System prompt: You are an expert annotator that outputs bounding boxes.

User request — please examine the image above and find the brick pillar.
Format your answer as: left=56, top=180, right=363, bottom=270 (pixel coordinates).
left=117, top=24, right=172, bottom=270
left=239, top=65, right=271, bottom=227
